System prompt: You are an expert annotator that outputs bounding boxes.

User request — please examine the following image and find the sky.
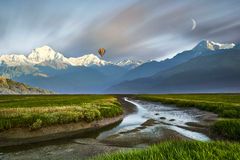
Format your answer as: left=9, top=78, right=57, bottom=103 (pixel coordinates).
left=0, top=0, right=239, bottom=61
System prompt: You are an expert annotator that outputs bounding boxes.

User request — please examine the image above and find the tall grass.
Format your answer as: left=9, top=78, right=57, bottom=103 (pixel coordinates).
left=211, top=119, right=240, bottom=140
left=0, top=95, right=123, bottom=130
left=92, top=141, right=240, bottom=160
left=0, top=95, right=116, bottom=108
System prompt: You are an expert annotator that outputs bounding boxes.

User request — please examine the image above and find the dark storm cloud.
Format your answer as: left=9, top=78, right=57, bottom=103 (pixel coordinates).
left=0, top=0, right=239, bottom=61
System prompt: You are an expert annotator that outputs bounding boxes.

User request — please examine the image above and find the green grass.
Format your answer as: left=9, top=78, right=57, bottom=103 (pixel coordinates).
left=0, top=95, right=116, bottom=108
left=0, top=95, right=123, bottom=130
left=134, top=94, right=240, bottom=140
left=211, top=119, right=240, bottom=140
left=93, top=141, right=240, bottom=160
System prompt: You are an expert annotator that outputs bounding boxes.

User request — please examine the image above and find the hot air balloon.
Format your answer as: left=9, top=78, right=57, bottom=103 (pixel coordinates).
left=98, top=48, right=106, bottom=57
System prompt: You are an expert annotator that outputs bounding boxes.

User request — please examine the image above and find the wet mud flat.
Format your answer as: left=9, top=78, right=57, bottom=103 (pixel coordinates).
left=0, top=138, right=131, bottom=160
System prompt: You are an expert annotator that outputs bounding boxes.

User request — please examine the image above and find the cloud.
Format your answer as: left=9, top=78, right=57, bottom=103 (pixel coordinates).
left=0, top=0, right=239, bottom=61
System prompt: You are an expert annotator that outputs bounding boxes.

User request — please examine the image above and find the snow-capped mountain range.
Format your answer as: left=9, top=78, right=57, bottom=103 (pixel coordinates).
left=0, top=45, right=142, bottom=69
left=0, top=40, right=235, bottom=69
left=0, top=40, right=239, bottom=94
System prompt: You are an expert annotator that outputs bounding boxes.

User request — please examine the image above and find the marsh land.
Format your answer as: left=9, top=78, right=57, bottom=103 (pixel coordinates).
left=0, top=94, right=239, bottom=160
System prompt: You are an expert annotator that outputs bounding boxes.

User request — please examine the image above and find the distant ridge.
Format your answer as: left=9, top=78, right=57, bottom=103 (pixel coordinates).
left=0, top=76, right=54, bottom=94
left=120, top=40, right=238, bottom=81
left=108, top=40, right=240, bottom=93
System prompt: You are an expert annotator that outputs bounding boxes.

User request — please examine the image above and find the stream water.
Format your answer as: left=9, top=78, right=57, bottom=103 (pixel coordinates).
left=97, top=97, right=210, bottom=141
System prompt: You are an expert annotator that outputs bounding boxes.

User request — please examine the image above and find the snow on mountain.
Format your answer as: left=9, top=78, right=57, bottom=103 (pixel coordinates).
left=115, top=59, right=143, bottom=68
left=28, top=46, right=69, bottom=64
left=0, top=46, right=111, bottom=68
left=194, top=40, right=236, bottom=51
left=206, top=40, right=235, bottom=50
left=0, top=54, right=30, bottom=66
left=68, top=54, right=110, bottom=66
left=0, top=45, right=145, bottom=68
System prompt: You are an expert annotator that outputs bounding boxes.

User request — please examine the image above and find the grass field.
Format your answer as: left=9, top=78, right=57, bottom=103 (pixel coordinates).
left=134, top=94, right=240, bottom=140
left=93, top=141, right=240, bottom=160
left=0, top=95, right=123, bottom=130
left=1, top=94, right=240, bottom=160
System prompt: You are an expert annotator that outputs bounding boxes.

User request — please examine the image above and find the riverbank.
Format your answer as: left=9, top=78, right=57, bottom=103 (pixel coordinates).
left=0, top=96, right=137, bottom=160
left=0, top=95, right=126, bottom=147
left=0, top=115, right=124, bottom=147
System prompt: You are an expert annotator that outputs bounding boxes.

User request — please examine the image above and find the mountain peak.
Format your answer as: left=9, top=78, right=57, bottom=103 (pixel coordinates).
left=32, top=45, right=57, bottom=56
left=28, top=45, right=66, bottom=64
left=37, top=45, right=53, bottom=50
left=194, top=40, right=235, bottom=51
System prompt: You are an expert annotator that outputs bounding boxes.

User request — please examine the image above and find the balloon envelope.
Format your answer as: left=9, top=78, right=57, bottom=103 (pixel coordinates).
left=98, top=48, right=106, bottom=57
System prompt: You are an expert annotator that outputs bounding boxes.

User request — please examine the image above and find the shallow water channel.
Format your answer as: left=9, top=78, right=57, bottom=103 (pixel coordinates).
left=98, top=97, right=210, bottom=142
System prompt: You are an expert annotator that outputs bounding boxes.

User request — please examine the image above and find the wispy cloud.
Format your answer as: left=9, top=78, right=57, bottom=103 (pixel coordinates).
left=0, top=0, right=239, bottom=61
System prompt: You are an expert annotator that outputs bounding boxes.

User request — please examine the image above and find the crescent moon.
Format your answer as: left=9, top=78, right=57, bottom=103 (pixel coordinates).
left=191, top=18, right=197, bottom=30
